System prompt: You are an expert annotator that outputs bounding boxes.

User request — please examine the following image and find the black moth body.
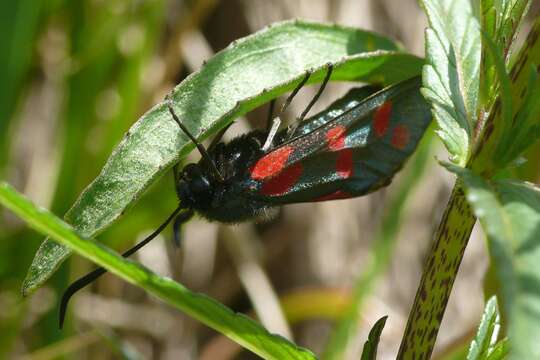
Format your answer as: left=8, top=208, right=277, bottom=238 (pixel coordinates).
left=175, top=76, right=431, bottom=222
left=58, top=69, right=432, bottom=328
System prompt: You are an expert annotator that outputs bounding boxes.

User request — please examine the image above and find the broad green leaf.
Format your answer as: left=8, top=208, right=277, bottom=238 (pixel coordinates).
left=471, top=16, right=540, bottom=175
left=467, top=296, right=502, bottom=360
left=480, top=0, right=531, bottom=104
left=420, top=0, right=481, bottom=164
left=446, top=164, right=540, bottom=360
left=0, top=182, right=315, bottom=360
left=22, top=19, right=424, bottom=296
left=360, top=316, right=387, bottom=360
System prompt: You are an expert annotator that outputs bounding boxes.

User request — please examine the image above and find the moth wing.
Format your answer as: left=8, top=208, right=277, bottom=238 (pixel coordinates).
left=291, top=85, right=381, bottom=137
left=244, top=77, right=431, bottom=203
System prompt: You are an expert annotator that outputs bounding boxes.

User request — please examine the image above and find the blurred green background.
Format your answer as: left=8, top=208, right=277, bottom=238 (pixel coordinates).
left=1, top=1, right=539, bottom=359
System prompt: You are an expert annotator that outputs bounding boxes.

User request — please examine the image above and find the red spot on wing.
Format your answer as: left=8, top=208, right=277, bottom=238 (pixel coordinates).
left=336, top=149, right=353, bottom=179
left=373, top=102, right=392, bottom=137
left=251, top=146, right=294, bottom=180
left=326, top=125, right=347, bottom=151
left=260, top=163, right=303, bottom=196
left=314, top=190, right=351, bottom=201
left=391, top=125, right=410, bottom=150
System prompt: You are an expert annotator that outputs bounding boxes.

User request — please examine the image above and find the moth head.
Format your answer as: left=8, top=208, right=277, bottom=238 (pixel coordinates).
left=177, top=163, right=215, bottom=208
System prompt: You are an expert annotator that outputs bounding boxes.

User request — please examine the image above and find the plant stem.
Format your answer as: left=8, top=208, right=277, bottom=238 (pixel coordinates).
left=397, top=182, right=476, bottom=359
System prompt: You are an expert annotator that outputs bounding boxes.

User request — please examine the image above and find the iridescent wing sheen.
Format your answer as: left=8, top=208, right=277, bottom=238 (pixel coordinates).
left=243, top=76, right=431, bottom=204
left=291, top=85, right=381, bottom=137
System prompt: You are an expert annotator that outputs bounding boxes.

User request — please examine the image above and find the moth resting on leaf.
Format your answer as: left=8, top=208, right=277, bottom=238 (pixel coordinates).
left=59, top=66, right=432, bottom=327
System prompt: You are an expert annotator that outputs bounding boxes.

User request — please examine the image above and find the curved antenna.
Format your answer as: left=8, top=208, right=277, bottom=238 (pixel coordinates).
left=59, top=205, right=185, bottom=328
left=172, top=209, right=194, bottom=247
left=166, top=97, right=224, bottom=182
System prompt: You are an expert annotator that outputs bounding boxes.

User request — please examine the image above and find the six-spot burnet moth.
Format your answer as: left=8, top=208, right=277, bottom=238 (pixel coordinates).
left=58, top=64, right=432, bottom=327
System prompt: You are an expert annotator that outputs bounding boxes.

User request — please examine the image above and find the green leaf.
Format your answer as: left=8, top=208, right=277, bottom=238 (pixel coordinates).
left=360, top=316, right=388, bottom=360
left=0, top=181, right=316, bottom=360
left=467, top=296, right=502, bottom=360
left=446, top=164, right=540, bottom=360
left=495, top=65, right=540, bottom=168
left=22, top=19, right=424, bottom=296
left=485, top=339, right=509, bottom=360
left=480, top=0, right=531, bottom=104
left=481, top=0, right=531, bottom=53
left=480, top=30, right=514, bottom=164
left=471, top=16, right=540, bottom=175
left=420, top=0, right=481, bottom=164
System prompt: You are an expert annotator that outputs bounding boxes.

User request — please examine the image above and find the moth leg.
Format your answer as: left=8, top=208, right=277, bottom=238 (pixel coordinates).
left=208, top=123, right=232, bottom=152
left=279, top=70, right=312, bottom=116
left=261, top=71, right=311, bottom=149
left=288, top=64, right=334, bottom=138
left=298, top=63, right=333, bottom=122
left=265, top=99, right=276, bottom=133
left=172, top=209, right=195, bottom=247
left=262, top=116, right=281, bottom=152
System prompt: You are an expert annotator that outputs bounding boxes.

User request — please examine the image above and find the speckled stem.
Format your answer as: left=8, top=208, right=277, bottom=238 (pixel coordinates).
left=397, top=182, right=476, bottom=359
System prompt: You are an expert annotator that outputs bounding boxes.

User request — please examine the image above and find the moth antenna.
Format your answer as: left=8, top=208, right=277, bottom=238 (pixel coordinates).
left=172, top=209, right=194, bottom=247
left=166, top=97, right=224, bottom=182
left=59, top=205, right=184, bottom=329
left=262, top=116, right=281, bottom=152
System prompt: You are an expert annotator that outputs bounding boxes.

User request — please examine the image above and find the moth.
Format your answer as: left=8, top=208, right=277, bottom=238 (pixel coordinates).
left=59, top=65, right=431, bottom=327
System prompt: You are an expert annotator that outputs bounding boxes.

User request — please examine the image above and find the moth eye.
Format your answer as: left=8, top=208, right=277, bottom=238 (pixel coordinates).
left=191, top=176, right=212, bottom=195
left=182, top=163, right=201, bottom=181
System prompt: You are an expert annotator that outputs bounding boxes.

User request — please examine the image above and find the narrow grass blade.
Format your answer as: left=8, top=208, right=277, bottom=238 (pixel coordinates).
left=0, top=182, right=316, bottom=360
